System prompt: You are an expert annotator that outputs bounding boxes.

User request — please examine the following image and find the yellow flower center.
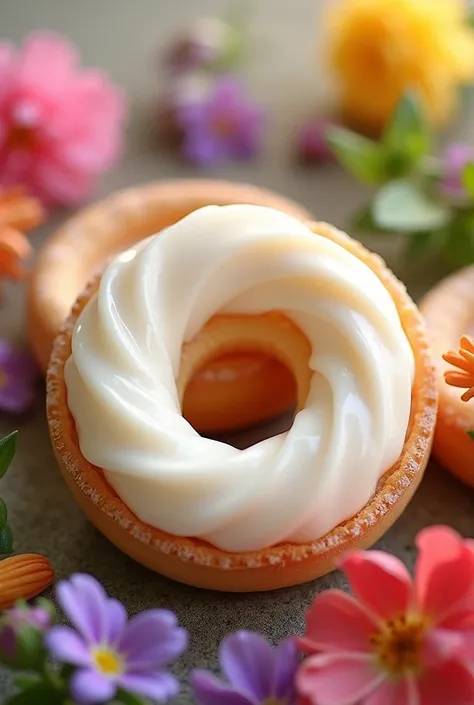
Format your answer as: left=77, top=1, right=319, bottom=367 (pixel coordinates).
left=371, top=614, right=428, bottom=676
left=92, top=647, right=123, bottom=676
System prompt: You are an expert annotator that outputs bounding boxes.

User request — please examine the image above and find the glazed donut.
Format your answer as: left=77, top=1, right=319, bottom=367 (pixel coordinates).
left=29, top=179, right=311, bottom=433
left=47, top=205, right=436, bottom=592
left=420, top=266, right=474, bottom=486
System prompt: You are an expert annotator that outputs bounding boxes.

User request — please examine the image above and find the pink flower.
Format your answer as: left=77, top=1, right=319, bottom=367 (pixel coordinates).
left=297, top=120, right=335, bottom=164
left=297, top=526, right=474, bottom=705
left=0, top=32, right=126, bottom=208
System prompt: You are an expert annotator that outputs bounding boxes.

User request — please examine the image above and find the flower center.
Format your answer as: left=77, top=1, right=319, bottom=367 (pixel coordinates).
left=371, top=614, right=428, bottom=676
left=92, top=647, right=123, bottom=675
left=6, top=125, right=36, bottom=152
left=212, top=115, right=234, bottom=137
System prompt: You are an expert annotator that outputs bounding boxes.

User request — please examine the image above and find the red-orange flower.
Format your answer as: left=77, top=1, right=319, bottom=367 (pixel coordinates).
left=443, top=336, right=474, bottom=402
left=0, top=187, right=43, bottom=281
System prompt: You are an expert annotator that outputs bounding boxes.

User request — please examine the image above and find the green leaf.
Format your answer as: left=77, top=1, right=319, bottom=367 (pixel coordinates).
left=444, top=211, right=474, bottom=268
left=115, top=690, right=149, bottom=705
left=13, top=675, right=42, bottom=691
left=372, top=180, right=451, bottom=233
left=467, top=430, right=474, bottom=440
left=405, top=231, right=435, bottom=258
left=0, top=523, right=13, bottom=554
left=326, top=127, right=386, bottom=186
left=4, top=684, right=63, bottom=705
left=0, top=496, right=7, bottom=530
left=462, top=163, right=474, bottom=197
left=0, top=430, right=18, bottom=479
left=383, top=92, right=431, bottom=168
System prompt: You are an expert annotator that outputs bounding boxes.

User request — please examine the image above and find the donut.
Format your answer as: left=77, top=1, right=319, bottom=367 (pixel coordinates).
left=420, top=266, right=474, bottom=486
left=46, top=205, right=436, bottom=592
left=29, top=179, right=311, bottom=433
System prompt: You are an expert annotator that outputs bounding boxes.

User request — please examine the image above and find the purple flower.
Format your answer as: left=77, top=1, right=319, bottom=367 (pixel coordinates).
left=0, top=340, right=38, bottom=414
left=46, top=574, right=188, bottom=705
left=0, top=604, right=51, bottom=663
left=191, top=631, right=299, bottom=705
left=176, top=77, right=264, bottom=166
left=440, top=143, right=474, bottom=200
left=297, top=120, right=335, bottom=164
left=164, top=17, right=234, bottom=73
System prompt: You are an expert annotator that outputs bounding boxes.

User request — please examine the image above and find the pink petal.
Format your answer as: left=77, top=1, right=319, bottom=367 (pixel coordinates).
left=365, top=678, right=420, bottom=705
left=422, top=628, right=464, bottom=666
left=417, top=661, right=474, bottom=705
left=299, top=590, right=378, bottom=655
left=340, top=551, right=412, bottom=620
left=33, top=156, right=96, bottom=206
left=17, top=32, right=78, bottom=95
left=414, top=526, right=474, bottom=622
left=296, top=653, right=383, bottom=705
left=0, top=41, right=17, bottom=103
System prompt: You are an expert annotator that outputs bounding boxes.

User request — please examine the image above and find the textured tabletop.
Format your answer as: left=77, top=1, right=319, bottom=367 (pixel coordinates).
left=1, top=1, right=474, bottom=702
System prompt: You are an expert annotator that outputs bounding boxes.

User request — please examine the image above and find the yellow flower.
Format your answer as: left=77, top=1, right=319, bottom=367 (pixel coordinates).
left=325, top=0, right=474, bottom=133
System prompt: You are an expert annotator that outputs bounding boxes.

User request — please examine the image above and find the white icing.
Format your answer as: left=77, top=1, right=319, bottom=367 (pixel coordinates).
left=65, top=205, right=414, bottom=552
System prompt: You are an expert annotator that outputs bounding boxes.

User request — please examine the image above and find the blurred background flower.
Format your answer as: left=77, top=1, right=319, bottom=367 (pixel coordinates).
left=325, top=0, right=474, bottom=134
left=0, top=32, right=126, bottom=208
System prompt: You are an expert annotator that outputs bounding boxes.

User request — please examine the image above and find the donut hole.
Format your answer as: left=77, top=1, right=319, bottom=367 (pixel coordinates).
left=182, top=350, right=298, bottom=444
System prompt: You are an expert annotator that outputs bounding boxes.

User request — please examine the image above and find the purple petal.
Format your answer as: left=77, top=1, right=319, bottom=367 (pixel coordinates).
left=182, top=129, right=224, bottom=166
left=70, top=668, right=117, bottom=705
left=119, top=671, right=179, bottom=702
left=105, top=598, right=127, bottom=644
left=220, top=631, right=274, bottom=700
left=191, top=670, right=255, bottom=705
left=46, top=626, right=92, bottom=667
left=0, top=347, right=38, bottom=379
left=119, top=609, right=187, bottom=669
left=56, top=574, right=111, bottom=644
left=0, top=383, right=35, bottom=414
left=272, top=638, right=299, bottom=700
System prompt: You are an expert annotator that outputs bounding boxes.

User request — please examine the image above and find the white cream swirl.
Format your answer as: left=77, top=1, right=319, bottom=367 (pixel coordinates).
left=65, top=205, right=414, bottom=552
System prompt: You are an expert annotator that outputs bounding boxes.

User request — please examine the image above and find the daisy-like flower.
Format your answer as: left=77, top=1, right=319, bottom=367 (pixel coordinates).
left=297, top=526, right=474, bottom=705
left=191, top=631, right=299, bottom=705
left=176, top=76, right=264, bottom=166
left=0, top=32, right=125, bottom=208
left=443, top=335, right=474, bottom=402
left=0, top=186, right=43, bottom=282
left=46, top=574, right=188, bottom=705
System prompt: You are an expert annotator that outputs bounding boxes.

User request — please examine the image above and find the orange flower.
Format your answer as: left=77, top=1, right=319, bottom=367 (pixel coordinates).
left=0, top=187, right=43, bottom=281
left=443, top=336, right=474, bottom=402
left=325, top=0, right=474, bottom=133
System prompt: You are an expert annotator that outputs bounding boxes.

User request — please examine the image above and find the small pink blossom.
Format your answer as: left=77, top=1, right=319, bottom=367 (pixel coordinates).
left=297, top=120, right=335, bottom=164
left=0, top=32, right=126, bottom=208
left=297, top=526, right=474, bottom=705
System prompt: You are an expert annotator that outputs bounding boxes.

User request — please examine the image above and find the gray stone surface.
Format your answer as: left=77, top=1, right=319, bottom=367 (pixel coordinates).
left=0, top=0, right=473, bottom=702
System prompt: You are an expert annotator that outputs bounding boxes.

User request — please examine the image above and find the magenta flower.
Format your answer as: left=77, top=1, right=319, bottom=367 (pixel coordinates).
left=0, top=340, right=38, bottom=414
left=46, top=574, right=187, bottom=705
left=176, top=77, right=264, bottom=166
left=297, top=120, right=335, bottom=164
left=0, top=604, right=51, bottom=664
left=191, top=631, right=299, bottom=705
left=0, top=32, right=126, bottom=208
left=297, top=526, right=474, bottom=705
left=440, top=143, right=474, bottom=200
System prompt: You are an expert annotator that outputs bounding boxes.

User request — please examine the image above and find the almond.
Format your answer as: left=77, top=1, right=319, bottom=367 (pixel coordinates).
left=0, top=554, right=54, bottom=610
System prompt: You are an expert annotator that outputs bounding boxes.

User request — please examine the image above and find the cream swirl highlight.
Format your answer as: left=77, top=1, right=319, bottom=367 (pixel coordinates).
left=65, top=205, right=414, bottom=552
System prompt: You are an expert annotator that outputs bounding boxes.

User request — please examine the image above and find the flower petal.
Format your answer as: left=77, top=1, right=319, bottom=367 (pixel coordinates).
left=365, top=678, right=420, bottom=705
left=105, top=598, right=127, bottom=645
left=18, top=32, right=78, bottom=94
left=340, top=550, right=412, bottom=620
left=272, top=638, right=299, bottom=701
left=55, top=574, right=110, bottom=644
left=422, top=628, right=464, bottom=666
left=190, top=670, right=255, bottom=705
left=46, top=626, right=91, bottom=667
left=299, top=590, right=378, bottom=654
left=119, top=671, right=179, bottom=701
left=220, top=631, right=274, bottom=700
left=70, top=668, right=117, bottom=705
left=119, top=609, right=187, bottom=669
left=414, top=526, right=474, bottom=621
left=296, top=652, right=382, bottom=705
left=417, top=661, right=474, bottom=705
